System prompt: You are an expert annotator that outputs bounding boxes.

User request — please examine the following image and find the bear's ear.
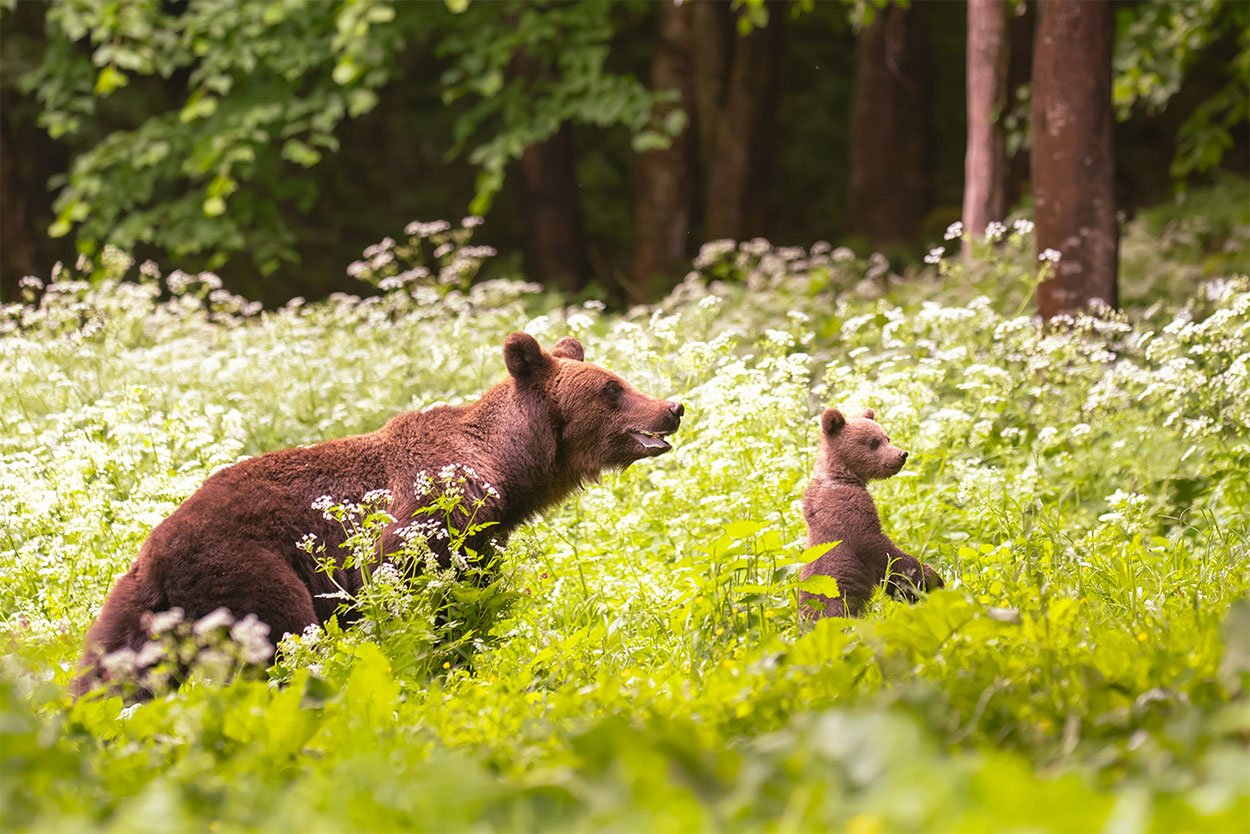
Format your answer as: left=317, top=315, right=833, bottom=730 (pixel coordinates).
left=504, top=332, right=552, bottom=382
left=862, top=408, right=876, bottom=421
left=820, top=408, right=846, bottom=435
left=550, top=336, right=585, bottom=362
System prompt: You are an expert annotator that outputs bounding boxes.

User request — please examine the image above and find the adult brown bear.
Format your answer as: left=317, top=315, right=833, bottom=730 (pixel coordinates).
left=74, top=333, right=683, bottom=693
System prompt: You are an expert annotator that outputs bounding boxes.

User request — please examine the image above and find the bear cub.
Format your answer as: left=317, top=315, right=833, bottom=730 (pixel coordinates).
left=799, top=407, right=943, bottom=619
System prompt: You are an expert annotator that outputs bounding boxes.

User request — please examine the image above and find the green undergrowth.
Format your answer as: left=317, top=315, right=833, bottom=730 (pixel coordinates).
left=2, top=210, right=1249, bottom=832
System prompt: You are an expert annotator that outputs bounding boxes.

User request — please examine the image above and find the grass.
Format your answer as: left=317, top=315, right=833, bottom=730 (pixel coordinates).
left=2, top=208, right=1248, bottom=832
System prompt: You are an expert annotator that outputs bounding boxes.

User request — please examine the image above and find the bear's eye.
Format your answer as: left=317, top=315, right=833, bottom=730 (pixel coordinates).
left=870, top=439, right=881, bottom=450
left=603, top=380, right=623, bottom=398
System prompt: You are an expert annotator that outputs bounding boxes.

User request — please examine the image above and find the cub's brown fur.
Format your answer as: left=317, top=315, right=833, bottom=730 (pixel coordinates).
left=74, top=333, right=683, bottom=693
left=799, top=407, right=943, bottom=619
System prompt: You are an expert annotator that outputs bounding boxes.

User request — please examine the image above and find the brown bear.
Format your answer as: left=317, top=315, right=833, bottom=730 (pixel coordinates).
left=73, top=333, right=683, bottom=693
left=799, top=407, right=943, bottom=620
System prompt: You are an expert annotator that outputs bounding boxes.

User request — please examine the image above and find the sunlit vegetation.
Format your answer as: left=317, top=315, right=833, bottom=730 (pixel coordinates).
left=3, top=200, right=1248, bottom=831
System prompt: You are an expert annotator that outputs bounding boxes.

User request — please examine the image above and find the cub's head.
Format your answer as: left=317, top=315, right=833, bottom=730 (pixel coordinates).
left=504, top=332, right=684, bottom=477
left=818, top=407, right=908, bottom=482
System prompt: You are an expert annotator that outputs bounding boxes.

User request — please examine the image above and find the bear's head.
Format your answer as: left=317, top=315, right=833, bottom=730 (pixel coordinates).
left=817, top=407, right=909, bottom=482
left=504, top=332, right=684, bottom=476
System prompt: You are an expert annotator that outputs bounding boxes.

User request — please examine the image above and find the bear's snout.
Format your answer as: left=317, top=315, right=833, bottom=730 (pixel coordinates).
left=668, top=401, right=685, bottom=420
left=899, top=450, right=909, bottom=463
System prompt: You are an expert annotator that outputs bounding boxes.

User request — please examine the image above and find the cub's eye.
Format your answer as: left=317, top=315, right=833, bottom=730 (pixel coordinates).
left=603, top=380, right=623, bottom=397
left=870, top=439, right=881, bottom=450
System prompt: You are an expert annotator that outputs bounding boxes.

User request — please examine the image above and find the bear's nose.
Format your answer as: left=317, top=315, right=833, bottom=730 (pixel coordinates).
left=900, top=450, right=909, bottom=462
left=668, top=402, right=685, bottom=419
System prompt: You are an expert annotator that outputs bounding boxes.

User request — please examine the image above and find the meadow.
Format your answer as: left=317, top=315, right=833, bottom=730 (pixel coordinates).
left=2, top=206, right=1249, bottom=832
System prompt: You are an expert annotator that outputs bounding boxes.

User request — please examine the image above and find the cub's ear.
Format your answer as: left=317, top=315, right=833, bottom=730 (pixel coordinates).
left=550, top=336, right=585, bottom=362
left=504, top=332, right=552, bottom=382
left=862, top=408, right=876, bottom=421
left=820, top=408, right=846, bottom=435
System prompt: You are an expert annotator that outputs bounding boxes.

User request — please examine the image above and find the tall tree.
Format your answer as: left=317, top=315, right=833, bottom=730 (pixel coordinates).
left=630, top=0, right=696, bottom=301
left=846, top=2, right=929, bottom=249
left=517, top=124, right=591, bottom=293
left=693, top=0, right=787, bottom=242
left=963, top=0, right=1010, bottom=242
left=1031, top=0, right=1118, bottom=319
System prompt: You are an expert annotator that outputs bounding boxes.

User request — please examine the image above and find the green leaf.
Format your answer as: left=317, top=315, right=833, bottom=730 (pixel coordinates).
left=93, top=66, right=128, bottom=95
left=179, top=92, right=218, bottom=123
left=799, top=575, right=841, bottom=599
left=203, top=196, right=227, bottom=217
left=282, top=139, right=322, bottom=168
left=800, top=541, right=838, bottom=562
left=722, top=520, right=764, bottom=541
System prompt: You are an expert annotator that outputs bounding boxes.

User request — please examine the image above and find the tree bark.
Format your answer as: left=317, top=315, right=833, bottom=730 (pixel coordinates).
left=517, top=123, right=591, bottom=294
left=846, top=3, right=929, bottom=249
left=963, top=0, right=1010, bottom=242
left=0, top=108, right=36, bottom=300
left=694, top=0, right=786, bottom=242
left=631, top=0, right=696, bottom=302
left=1031, top=0, right=1118, bottom=319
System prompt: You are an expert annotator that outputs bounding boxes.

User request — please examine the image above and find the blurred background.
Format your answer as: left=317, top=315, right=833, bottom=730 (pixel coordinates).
left=1, top=0, right=1246, bottom=307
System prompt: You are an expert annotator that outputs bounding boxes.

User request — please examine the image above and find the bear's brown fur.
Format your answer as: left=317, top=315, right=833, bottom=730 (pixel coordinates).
left=799, top=407, right=943, bottom=619
left=74, top=333, right=683, bottom=693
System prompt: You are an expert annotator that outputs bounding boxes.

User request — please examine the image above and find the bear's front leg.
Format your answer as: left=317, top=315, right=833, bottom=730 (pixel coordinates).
left=921, top=562, right=944, bottom=591
left=885, top=550, right=932, bottom=603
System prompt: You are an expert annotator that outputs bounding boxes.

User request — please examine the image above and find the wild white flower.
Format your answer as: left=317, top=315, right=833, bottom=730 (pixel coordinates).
left=145, top=607, right=185, bottom=636
left=362, top=488, right=393, bottom=506
left=984, top=221, right=1007, bottom=242
left=1012, top=218, right=1035, bottom=235
left=134, top=641, right=166, bottom=668
left=405, top=220, right=451, bottom=237
left=566, top=312, right=594, bottom=332
left=1038, top=248, right=1062, bottom=263
left=413, top=471, right=434, bottom=499
left=193, top=607, right=234, bottom=637
left=924, top=247, right=945, bottom=265
left=101, top=648, right=138, bottom=677
left=944, top=221, right=964, bottom=241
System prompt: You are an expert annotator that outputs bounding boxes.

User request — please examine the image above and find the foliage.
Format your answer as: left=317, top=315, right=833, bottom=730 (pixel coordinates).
left=437, top=0, right=676, bottom=215
left=8, top=0, right=670, bottom=274
left=1114, top=0, right=1250, bottom=181
left=2, top=209, right=1249, bottom=830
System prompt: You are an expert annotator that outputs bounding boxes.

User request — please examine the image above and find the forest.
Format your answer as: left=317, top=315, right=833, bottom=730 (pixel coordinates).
left=2, top=0, right=1249, bottom=831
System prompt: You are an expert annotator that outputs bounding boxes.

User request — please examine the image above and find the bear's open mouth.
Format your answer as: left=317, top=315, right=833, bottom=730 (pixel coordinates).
left=628, top=429, right=673, bottom=453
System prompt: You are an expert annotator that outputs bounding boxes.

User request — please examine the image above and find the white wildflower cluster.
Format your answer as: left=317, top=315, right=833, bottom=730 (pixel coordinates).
left=1099, top=489, right=1151, bottom=527
left=350, top=217, right=497, bottom=297
left=954, top=464, right=1006, bottom=511
left=95, top=606, right=273, bottom=695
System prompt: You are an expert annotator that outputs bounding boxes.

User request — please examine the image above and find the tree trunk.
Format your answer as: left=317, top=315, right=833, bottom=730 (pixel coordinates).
left=517, top=124, right=592, bottom=294
left=0, top=108, right=36, bottom=300
left=846, top=3, right=929, bottom=249
left=694, top=0, right=786, bottom=242
left=963, top=0, right=1010, bottom=243
left=1031, top=0, right=1118, bottom=319
left=630, top=0, right=696, bottom=302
